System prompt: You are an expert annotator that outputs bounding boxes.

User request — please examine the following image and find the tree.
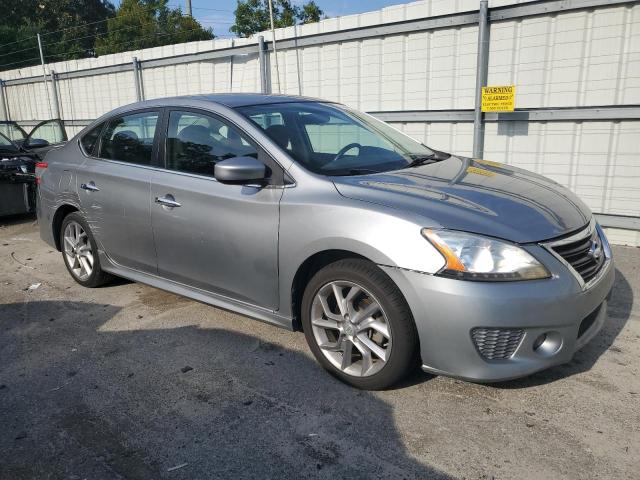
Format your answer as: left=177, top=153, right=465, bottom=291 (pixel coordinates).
left=298, top=1, right=323, bottom=24
left=230, top=0, right=325, bottom=38
left=0, top=0, right=116, bottom=70
left=95, top=0, right=213, bottom=56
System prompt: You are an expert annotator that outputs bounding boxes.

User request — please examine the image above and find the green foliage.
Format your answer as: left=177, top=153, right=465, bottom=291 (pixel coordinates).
left=0, top=0, right=213, bottom=71
left=0, top=0, right=325, bottom=71
left=0, top=0, right=116, bottom=70
left=231, top=0, right=325, bottom=38
left=298, top=1, right=324, bottom=25
left=95, top=0, right=213, bottom=56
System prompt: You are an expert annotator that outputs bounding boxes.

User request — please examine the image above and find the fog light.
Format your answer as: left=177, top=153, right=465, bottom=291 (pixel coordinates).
left=533, top=333, right=547, bottom=350
left=532, top=331, right=562, bottom=357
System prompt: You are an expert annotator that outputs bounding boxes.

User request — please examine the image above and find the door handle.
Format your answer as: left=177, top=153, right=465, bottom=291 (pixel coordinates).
left=155, top=195, right=181, bottom=208
left=80, top=182, right=99, bottom=192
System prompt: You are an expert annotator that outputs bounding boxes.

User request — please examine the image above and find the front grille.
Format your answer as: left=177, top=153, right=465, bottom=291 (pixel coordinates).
left=550, top=227, right=605, bottom=284
left=471, top=328, right=524, bottom=360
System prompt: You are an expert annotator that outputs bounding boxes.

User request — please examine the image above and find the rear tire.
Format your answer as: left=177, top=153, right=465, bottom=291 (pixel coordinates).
left=60, top=212, right=112, bottom=288
left=301, top=258, right=418, bottom=390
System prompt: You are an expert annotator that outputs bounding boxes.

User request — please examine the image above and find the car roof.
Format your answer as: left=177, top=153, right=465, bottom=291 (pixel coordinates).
left=79, top=93, right=337, bottom=137
left=132, top=93, right=328, bottom=110
left=187, top=93, right=326, bottom=107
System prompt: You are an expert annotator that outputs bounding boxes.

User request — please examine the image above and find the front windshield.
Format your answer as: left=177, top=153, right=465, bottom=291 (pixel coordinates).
left=237, top=102, right=436, bottom=176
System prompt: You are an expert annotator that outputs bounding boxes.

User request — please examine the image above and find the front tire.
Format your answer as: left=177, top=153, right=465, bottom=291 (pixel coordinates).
left=301, top=259, right=418, bottom=390
left=60, top=212, right=112, bottom=288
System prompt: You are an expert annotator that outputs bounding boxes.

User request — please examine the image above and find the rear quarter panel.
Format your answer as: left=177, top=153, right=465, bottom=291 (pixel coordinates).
left=37, top=141, right=84, bottom=248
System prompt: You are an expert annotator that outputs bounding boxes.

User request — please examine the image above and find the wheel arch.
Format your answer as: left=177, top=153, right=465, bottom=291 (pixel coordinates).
left=290, top=249, right=373, bottom=331
left=52, top=204, right=79, bottom=251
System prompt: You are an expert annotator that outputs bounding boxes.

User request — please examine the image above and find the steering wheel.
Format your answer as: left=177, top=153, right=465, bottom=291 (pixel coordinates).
left=332, top=142, right=362, bottom=164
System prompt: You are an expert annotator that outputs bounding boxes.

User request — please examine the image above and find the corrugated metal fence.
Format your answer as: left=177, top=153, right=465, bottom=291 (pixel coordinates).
left=1, top=0, right=639, bottom=244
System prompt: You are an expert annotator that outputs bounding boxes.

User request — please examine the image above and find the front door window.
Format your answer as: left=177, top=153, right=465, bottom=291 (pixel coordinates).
left=165, top=110, right=258, bottom=177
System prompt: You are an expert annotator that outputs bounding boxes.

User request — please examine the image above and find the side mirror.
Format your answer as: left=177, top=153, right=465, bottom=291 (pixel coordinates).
left=214, top=156, right=267, bottom=184
left=26, top=138, right=50, bottom=148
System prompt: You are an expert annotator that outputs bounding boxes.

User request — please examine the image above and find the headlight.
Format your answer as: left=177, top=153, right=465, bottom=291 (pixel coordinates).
left=422, top=229, right=550, bottom=281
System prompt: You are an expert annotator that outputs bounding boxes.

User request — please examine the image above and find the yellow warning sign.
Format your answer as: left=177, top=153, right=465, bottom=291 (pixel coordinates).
left=466, top=166, right=495, bottom=177
left=481, top=85, right=515, bottom=112
left=475, top=159, right=503, bottom=168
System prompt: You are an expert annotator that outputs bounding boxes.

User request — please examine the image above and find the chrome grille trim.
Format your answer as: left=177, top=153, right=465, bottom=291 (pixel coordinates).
left=542, top=218, right=611, bottom=290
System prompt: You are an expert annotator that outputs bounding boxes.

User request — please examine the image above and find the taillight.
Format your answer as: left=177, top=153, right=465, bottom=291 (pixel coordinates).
left=35, top=162, right=48, bottom=185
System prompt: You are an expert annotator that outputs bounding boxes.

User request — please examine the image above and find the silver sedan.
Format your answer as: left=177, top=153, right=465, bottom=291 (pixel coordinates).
left=36, top=94, right=614, bottom=389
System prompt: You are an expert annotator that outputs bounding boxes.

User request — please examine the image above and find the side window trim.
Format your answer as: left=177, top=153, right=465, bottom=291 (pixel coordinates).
left=79, top=121, right=107, bottom=158
left=93, top=121, right=109, bottom=157
left=91, top=122, right=107, bottom=157
left=93, top=120, right=108, bottom=158
left=152, top=107, right=168, bottom=169
left=158, top=106, right=170, bottom=170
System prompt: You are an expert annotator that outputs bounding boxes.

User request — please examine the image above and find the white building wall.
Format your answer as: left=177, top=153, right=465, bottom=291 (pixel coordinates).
left=488, top=4, right=640, bottom=108
left=1, top=0, right=639, bottom=244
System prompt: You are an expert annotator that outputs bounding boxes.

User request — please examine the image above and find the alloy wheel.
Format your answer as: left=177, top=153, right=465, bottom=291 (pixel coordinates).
left=63, top=220, right=94, bottom=281
left=310, top=281, right=392, bottom=377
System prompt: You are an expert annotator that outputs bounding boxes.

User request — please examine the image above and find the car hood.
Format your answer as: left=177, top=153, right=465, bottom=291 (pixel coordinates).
left=332, top=156, right=591, bottom=243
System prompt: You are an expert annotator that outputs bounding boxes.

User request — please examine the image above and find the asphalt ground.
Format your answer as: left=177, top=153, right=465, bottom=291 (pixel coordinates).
left=0, top=214, right=638, bottom=479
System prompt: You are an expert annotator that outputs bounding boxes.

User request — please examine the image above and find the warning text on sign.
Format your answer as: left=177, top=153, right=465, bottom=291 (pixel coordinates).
left=481, top=85, right=515, bottom=112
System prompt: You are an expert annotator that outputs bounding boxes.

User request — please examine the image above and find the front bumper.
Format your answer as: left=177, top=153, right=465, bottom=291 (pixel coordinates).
left=381, top=243, right=615, bottom=383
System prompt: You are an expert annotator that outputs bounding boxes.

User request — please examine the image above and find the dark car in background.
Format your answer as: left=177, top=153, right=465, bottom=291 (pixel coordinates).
left=0, top=120, right=67, bottom=217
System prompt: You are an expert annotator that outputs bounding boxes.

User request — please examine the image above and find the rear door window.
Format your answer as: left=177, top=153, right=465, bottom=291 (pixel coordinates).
left=80, top=123, right=104, bottom=156
left=98, top=111, right=159, bottom=165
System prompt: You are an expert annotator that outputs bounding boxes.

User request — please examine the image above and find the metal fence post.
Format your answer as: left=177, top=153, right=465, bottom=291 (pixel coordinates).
left=472, top=0, right=489, bottom=158
left=0, top=80, right=8, bottom=121
left=132, top=57, right=143, bottom=101
left=37, top=33, right=54, bottom=119
left=258, top=36, right=269, bottom=94
left=229, top=39, right=235, bottom=91
left=137, top=61, right=145, bottom=101
left=50, top=70, right=61, bottom=119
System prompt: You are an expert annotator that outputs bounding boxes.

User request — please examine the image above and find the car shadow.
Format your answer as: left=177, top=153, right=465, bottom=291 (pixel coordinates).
left=104, top=276, right=134, bottom=287
left=489, top=267, right=634, bottom=389
left=0, top=212, right=36, bottom=228
left=0, top=300, right=451, bottom=480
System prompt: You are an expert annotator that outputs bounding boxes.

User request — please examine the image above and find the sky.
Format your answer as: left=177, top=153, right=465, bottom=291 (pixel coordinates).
left=163, top=0, right=412, bottom=38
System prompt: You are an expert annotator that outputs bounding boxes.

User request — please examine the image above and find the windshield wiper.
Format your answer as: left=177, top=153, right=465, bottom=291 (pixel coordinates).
left=406, top=150, right=451, bottom=168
